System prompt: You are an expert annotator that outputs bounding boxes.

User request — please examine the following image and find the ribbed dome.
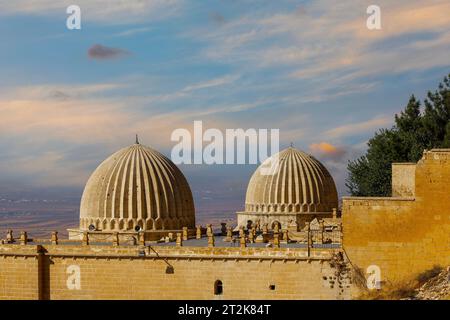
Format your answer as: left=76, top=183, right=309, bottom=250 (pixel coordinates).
left=79, top=143, right=195, bottom=231
left=244, top=147, right=338, bottom=214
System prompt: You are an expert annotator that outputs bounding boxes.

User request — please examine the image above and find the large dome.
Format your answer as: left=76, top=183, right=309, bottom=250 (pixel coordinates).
left=79, top=142, right=195, bottom=232
left=244, top=147, right=338, bottom=214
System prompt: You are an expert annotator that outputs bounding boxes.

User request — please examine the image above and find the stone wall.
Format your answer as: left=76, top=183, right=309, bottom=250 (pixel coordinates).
left=342, top=149, right=450, bottom=284
left=0, top=244, right=353, bottom=300
left=392, top=163, right=416, bottom=197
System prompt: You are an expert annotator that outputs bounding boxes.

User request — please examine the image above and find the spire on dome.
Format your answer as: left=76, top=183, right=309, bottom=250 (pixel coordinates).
left=135, top=134, right=139, bottom=144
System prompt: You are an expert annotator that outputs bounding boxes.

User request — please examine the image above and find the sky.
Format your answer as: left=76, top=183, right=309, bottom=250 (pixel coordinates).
left=0, top=0, right=450, bottom=214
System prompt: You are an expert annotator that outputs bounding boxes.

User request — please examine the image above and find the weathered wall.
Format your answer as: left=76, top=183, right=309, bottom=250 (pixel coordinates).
left=392, top=163, right=416, bottom=197
left=0, top=245, right=41, bottom=300
left=0, top=244, right=353, bottom=300
left=343, top=149, right=450, bottom=284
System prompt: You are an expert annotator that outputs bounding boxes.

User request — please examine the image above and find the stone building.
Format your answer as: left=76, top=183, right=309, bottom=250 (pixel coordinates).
left=342, top=149, right=450, bottom=283
left=237, top=147, right=339, bottom=231
left=0, top=145, right=449, bottom=300
left=68, top=140, right=196, bottom=242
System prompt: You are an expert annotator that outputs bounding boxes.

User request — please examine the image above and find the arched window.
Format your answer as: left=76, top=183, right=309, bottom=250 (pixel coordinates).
left=214, top=280, right=223, bottom=295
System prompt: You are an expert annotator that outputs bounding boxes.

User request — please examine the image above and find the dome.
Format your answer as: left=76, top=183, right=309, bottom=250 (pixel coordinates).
left=244, top=147, right=338, bottom=214
left=79, top=142, right=195, bottom=232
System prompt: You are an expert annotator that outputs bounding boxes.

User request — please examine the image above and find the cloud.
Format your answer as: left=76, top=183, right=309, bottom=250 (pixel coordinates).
left=181, top=74, right=240, bottom=92
left=87, top=44, right=130, bottom=60
left=309, top=142, right=347, bottom=162
left=191, top=0, right=450, bottom=82
left=113, top=27, right=152, bottom=37
left=209, top=12, right=226, bottom=25
left=0, top=0, right=183, bottom=24
left=324, top=115, right=392, bottom=139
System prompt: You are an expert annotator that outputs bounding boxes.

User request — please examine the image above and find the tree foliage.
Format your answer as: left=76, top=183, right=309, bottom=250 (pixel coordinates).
left=346, top=74, right=450, bottom=196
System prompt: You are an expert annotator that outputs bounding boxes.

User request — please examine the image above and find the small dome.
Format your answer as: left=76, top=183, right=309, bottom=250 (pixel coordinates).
left=79, top=143, right=195, bottom=231
left=244, top=147, right=338, bottom=214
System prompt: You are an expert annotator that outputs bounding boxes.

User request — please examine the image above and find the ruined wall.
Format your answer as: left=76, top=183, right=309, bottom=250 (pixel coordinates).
left=392, top=163, right=416, bottom=197
left=343, top=149, right=450, bottom=284
left=0, top=244, right=353, bottom=300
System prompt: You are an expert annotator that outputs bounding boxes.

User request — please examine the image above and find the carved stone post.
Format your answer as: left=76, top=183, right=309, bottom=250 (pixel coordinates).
left=176, top=232, right=182, bottom=247
left=332, top=208, right=337, bottom=220
left=221, top=223, right=227, bottom=236
left=273, top=232, right=280, bottom=248
left=208, top=233, right=215, bottom=247
left=274, top=223, right=280, bottom=234
left=196, top=226, right=202, bottom=239
left=112, top=232, right=119, bottom=246
left=206, top=224, right=213, bottom=237
left=262, top=223, right=269, bottom=243
left=248, top=230, right=254, bottom=243
left=240, top=234, right=247, bottom=248
left=51, top=231, right=59, bottom=245
left=281, top=229, right=289, bottom=244
left=6, top=230, right=14, bottom=243
left=182, top=227, right=188, bottom=241
left=82, top=231, right=89, bottom=246
left=225, top=227, right=232, bottom=242
left=139, top=232, right=145, bottom=246
left=20, top=231, right=28, bottom=245
left=319, top=220, right=325, bottom=244
left=239, top=226, right=245, bottom=238
left=306, top=222, right=311, bottom=257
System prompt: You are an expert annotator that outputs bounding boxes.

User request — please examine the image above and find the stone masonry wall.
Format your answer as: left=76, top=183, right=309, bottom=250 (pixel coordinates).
left=0, top=244, right=353, bottom=300
left=342, top=150, right=450, bottom=284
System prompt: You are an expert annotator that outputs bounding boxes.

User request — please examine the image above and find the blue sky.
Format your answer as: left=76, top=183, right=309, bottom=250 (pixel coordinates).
left=0, top=0, right=449, bottom=211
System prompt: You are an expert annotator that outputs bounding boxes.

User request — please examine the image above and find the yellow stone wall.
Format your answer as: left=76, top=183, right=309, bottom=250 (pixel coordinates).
left=391, top=163, right=416, bottom=197
left=0, top=245, right=41, bottom=300
left=343, top=149, right=450, bottom=284
left=0, top=244, right=352, bottom=300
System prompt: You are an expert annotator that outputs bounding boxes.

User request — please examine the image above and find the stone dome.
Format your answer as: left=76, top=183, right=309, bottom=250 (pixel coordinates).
left=244, top=147, right=338, bottom=214
left=79, top=142, right=195, bottom=232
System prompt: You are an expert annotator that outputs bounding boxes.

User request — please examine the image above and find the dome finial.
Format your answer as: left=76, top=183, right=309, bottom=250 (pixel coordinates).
left=290, top=142, right=294, bottom=148
left=135, top=134, right=139, bottom=144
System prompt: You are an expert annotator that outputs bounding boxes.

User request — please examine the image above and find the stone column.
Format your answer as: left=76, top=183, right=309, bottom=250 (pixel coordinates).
left=220, top=223, right=227, bottom=236
left=239, top=226, right=245, bottom=238
left=248, top=230, right=254, bottom=243
left=319, top=220, right=325, bottom=244
left=281, top=229, right=289, bottom=244
left=206, top=224, right=213, bottom=237
left=305, top=222, right=311, bottom=257
left=240, top=234, right=246, bottom=248
left=182, top=227, right=188, bottom=241
left=112, top=232, right=119, bottom=246
left=51, top=231, right=58, bottom=245
left=139, top=232, right=145, bottom=246
left=176, top=232, right=183, bottom=247
left=273, top=232, right=280, bottom=248
left=20, top=231, right=28, bottom=245
left=274, top=223, right=280, bottom=234
left=262, top=223, right=269, bottom=243
left=196, top=226, right=202, bottom=239
left=337, top=223, right=343, bottom=244
left=82, top=231, right=89, bottom=246
left=6, top=230, right=14, bottom=243
left=225, top=227, right=232, bottom=242
left=332, top=208, right=337, bottom=220
left=208, top=233, right=215, bottom=247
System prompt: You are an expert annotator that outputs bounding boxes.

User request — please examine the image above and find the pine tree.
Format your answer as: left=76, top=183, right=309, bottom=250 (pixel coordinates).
left=346, top=73, right=450, bottom=196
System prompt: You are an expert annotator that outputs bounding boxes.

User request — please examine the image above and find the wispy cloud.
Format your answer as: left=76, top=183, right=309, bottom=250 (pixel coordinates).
left=181, top=74, right=240, bottom=92
left=0, top=0, right=184, bottom=24
left=113, top=27, right=152, bottom=37
left=87, top=44, right=131, bottom=60
left=324, top=115, right=392, bottom=139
